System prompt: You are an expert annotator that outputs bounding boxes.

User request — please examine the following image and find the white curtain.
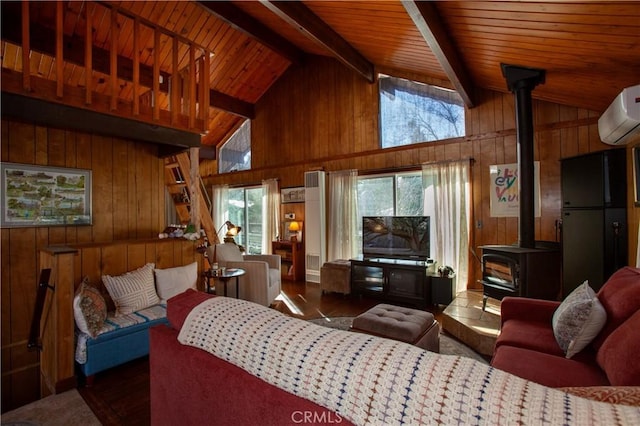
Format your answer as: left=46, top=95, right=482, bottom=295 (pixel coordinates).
left=211, top=184, right=229, bottom=244
left=327, top=169, right=359, bottom=261
left=262, top=179, right=280, bottom=254
left=422, top=160, right=471, bottom=294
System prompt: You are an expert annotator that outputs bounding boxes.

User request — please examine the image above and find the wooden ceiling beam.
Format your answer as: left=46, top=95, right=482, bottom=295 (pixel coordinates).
left=197, top=1, right=305, bottom=65
left=1, top=14, right=254, bottom=119
left=402, top=1, right=476, bottom=107
left=259, top=0, right=374, bottom=83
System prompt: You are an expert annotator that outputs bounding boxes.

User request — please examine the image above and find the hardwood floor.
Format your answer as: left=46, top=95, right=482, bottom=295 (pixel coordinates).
left=276, top=280, right=380, bottom=319
left=78, top=281, right=446, bottom=425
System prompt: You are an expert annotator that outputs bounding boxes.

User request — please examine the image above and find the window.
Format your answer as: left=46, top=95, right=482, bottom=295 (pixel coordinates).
left=379, top=75, right=465, bottom=148
left=228, top=186, right=263, bottom=254
left=356, top=172, right=427, bottom=255
left=219, top=120, right=251, bottom=173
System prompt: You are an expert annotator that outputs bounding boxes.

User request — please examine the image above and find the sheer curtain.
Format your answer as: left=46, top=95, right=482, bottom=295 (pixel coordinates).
left=262, top=179, right=280, bottom=254
left=211, top=184, right=229, bottom=244
left=327, top=169, right=359, bottom=261
left=422, top=160, right=471, bottom=294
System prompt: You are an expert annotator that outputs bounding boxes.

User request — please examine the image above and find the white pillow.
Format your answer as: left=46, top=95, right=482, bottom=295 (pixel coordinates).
left=103, top=263, right=159, bottom=316
left=552, top=280, right=607, bottom=358
left=154, top=262, right=198, bottom=301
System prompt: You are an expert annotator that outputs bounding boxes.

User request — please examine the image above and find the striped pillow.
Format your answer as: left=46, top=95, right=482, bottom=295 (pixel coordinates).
left=103, top=263, right=159, bottom=316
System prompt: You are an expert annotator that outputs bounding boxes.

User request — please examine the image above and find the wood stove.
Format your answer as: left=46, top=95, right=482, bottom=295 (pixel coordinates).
left=480, top=242, right=561, bottom=310
left=479, top=64, right=562, bottom=309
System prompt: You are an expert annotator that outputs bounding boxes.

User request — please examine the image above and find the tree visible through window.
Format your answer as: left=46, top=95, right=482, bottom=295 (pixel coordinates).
left=219, top=120, right=251, bottom=173
left=356, top=172, right=426, bottom=256
left=228, top=186, right=263, bottom=254
left=379, top=75, right=465, bottom=148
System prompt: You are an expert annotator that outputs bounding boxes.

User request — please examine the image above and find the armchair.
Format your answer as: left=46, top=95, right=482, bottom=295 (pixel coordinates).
left=206, top=243, right=281, bottom=307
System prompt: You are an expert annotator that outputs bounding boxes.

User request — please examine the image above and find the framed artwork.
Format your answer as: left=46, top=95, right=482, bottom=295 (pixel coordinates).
left=1, top=163, right=92, bottom=227
left=489, top=162, right=541, bottom=218
left=281, top=186, right=305, bottom=203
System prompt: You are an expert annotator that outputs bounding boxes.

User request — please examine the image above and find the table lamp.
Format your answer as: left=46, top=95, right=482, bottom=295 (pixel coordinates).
left=218, top=221, right=242, bottom=244
left=289, top=221, right=300, bottom=242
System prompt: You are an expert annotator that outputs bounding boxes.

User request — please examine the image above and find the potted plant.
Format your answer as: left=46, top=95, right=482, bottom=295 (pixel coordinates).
left=438, top=265, right=455, bottom=278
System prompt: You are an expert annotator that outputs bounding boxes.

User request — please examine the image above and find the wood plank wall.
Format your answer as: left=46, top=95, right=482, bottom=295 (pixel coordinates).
left=3, top=56, right=638, bottom=412
left=201, top=55, right=639, bottom=284
left=0, top=120, right=169, bottom=412
left=38, top=238, right=204, bottom=397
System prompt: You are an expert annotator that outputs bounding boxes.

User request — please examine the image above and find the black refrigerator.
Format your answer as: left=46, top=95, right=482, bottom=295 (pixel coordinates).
left=561, top=149, right=627, bottom=295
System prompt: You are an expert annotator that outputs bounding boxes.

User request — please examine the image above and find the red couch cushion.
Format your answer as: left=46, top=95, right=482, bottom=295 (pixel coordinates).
left=491, top=345, right=609, bottom=387
left=499, top=297, right=560, bottom=325
left=166, top=289, right=213, bottom=330
left=596, top=309, right=640, bottom=386
left=150, top=324, right=351, bottom=426
left=495, top=319, right=563, bottom=356
left=593, top=266, right=640, bottom=350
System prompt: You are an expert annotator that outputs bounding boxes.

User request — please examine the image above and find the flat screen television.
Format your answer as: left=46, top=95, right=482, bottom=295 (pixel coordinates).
left=362, top=216, right=430, bottom=260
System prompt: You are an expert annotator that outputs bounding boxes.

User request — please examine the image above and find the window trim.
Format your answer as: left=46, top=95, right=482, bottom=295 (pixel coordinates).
left=218, top=119, right=252, bottom=174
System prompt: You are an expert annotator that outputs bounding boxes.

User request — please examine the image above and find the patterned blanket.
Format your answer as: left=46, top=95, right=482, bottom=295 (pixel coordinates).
left=178, top=297, right=640, bottom=425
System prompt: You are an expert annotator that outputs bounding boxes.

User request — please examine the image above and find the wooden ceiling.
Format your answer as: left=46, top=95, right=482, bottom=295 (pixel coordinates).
left=2, top=1, right=639, bottom=148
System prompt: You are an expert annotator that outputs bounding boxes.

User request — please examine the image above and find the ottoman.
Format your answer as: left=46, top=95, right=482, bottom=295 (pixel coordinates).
left=320, top=260, right=351, bottom=295
left=351, top=303, right=440, bottom=352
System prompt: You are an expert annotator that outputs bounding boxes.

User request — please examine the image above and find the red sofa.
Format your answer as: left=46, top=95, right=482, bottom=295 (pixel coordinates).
left=149, top=290, right=353, bottom=426
left=491, top=266, right=640, bottom=388
left=150, top=290, right=640, bottom=425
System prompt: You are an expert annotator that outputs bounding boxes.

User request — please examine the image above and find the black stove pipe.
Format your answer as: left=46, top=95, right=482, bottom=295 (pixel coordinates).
left=501, top=64, right=545, bottom=249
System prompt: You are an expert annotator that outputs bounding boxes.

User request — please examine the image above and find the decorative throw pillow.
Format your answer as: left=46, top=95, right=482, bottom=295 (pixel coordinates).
left=552, top=280, right=607, bottom=358
left=154, top=262, right=198, bottom=301
left=103, top=263, right=159, bottom=316
left=560, top=386, right=640, bottom=406
left=73, top=277, right=107, bottom=337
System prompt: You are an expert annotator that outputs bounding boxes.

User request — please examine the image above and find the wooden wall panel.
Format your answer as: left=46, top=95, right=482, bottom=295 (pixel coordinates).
left=203, top=55, right=637, bottom=288
left=35, top=239, right=204, bottom=397
left=113, top=138, right=130, bottom=240
left=127, top=242, right=147, bottom=272
left=0, top=118, right=169, bottom=412
left=77, top=247, right=101, bottom=289
left=3, top=53, right=638, bottom=411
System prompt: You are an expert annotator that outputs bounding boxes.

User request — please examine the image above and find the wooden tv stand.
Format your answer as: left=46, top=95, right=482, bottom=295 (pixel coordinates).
left=351, top=257, right=433, bottom=308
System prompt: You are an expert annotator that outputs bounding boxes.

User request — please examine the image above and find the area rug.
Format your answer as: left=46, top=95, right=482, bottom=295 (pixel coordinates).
left=308, top=316, right=488, bottom=364
left=1, top=389, right=100, bottom=426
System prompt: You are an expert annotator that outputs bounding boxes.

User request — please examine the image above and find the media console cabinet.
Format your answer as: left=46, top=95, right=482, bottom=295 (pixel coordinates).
left=350, top=257, right=454, bottom=308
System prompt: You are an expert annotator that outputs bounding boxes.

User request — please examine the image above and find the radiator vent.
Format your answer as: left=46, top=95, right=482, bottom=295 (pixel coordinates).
left=304, top=170, right=326, bottom=283
left=306, top=254, right=321, bottom=272
left=305, top=171, right=320, bottom=188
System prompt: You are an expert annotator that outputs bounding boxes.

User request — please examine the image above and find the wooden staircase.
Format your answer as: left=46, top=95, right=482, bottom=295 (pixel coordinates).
left=164, top=151, right=218, bottom=244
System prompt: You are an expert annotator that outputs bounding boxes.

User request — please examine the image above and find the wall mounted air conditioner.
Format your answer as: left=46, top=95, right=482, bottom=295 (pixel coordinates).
left=304, top=171, right=326, bottom=283
left=598, top=84, right=640, bottom=145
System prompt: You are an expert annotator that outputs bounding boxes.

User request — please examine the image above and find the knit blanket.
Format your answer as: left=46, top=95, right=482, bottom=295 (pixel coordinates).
left=178, top=297, right=640, bottom=425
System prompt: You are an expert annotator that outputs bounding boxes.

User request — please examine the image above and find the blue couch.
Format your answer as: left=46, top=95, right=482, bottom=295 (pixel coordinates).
left=76, top=304, right=168, bottom=383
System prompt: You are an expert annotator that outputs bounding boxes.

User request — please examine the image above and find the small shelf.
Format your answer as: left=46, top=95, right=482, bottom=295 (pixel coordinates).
left=273, top=240, right=304, bottom=281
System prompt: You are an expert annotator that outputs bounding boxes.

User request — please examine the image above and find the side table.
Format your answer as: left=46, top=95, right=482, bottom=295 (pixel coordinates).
left=203, top=268, right=245, bottom=298
left=431, top=276, right=455, bottom=305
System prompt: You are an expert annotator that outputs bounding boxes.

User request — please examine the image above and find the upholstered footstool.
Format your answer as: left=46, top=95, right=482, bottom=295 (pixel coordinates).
left=320, top=260, right=351, bottom=295
left=351, top=303, right=440, bottom=352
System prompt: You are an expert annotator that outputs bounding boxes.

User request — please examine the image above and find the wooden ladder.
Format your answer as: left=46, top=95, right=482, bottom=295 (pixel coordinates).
left=164, top=151, right=218, bottom=244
